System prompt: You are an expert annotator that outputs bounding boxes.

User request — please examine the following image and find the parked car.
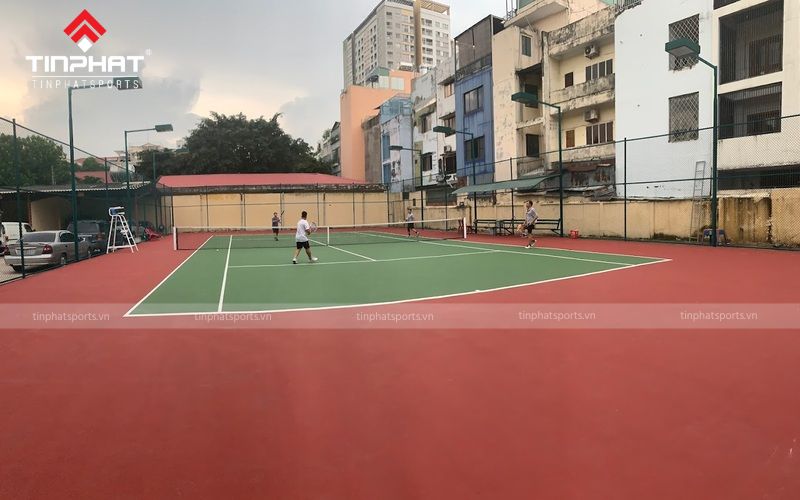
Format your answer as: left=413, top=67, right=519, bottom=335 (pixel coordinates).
left=1, top=221, right=34, bottom=251
left=67, top=220, right=110, bottom=254
left=4, top=230, right=91, bottom=272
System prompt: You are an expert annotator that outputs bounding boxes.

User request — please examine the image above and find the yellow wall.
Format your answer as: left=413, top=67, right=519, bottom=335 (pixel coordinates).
left=30, top=197, right=71, bottom=230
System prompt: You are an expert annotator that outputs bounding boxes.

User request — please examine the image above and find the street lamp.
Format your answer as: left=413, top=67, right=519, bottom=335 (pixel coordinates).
left=665, top=38, right=719, bottom=247
left=124, top=123, right=173, bottom=217
left=68, top=77, right=142, bottom=260
left=510, top=91, right=564, bottom=237
left=432, top=125, right=478, bottom=230
left=389, top=144, right=425, bottom=221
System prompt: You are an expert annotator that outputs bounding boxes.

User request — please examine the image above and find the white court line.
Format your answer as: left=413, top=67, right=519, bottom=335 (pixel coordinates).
left=362, top=232, right=667, bottom=267
left=311, top=237, right=376, bottom=262
left=125, top=258, right=667, bottom=318
left=217, top=236, right=233, bottom=312
left=229, top=249, right=500, bottom=269
left=123, top=236, right=214, bottom=317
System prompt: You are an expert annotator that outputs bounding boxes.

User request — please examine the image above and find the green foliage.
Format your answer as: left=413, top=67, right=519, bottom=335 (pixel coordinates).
left=0, top=134, right=70, bottom=186
left=134, top=112, right=331, bottom=179
left=77, top=157, right=104, bottom=171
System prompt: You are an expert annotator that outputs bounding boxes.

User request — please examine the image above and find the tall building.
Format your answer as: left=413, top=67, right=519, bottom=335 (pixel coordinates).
left=343, top=0, right=452, bottom=88
left=339, top=69, right=415, bottom=181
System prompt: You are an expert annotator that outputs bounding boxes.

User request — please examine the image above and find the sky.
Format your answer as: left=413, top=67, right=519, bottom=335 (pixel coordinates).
left=0, top=0, right=505, bottom=158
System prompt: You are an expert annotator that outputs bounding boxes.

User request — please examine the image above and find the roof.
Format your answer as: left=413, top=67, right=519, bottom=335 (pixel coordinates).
left=0, top=182, right=150, bottom=195
left=156, top=173, right=368, bottom=189
left=452, top=174, right=558, bottom=195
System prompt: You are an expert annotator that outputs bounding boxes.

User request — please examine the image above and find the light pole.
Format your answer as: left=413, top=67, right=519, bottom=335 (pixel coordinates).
left=433, top=126, right=477, bottom=230
left=68, top=77, right=142, bottom=260
left=124, top=123, right=173, bottom=218
left=665, top=38, right=719, bottom=247
left=510, top=91, right=564, bottom=237
left=389, top=145, right=424, bottom=222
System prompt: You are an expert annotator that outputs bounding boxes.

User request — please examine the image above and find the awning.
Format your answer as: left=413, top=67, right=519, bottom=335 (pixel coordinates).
left=452, top=174, right=558, bottom=195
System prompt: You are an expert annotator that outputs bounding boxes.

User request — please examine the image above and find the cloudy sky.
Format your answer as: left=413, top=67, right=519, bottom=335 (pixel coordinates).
left=0, top=0, right=505, bottom=157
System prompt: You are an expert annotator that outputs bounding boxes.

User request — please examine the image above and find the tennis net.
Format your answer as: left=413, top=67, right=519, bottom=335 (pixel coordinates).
left=173, top=217, right=467, bottom=250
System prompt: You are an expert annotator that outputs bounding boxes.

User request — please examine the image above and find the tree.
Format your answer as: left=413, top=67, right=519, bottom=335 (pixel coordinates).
left=133, top=112, right=331, bottom=178
left=0, top=134, right=70, bottom=186
left=77, top=157, right=103, bottom=171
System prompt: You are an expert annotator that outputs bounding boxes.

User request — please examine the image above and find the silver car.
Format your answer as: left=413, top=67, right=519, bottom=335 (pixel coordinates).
left=5, top=231, right=91, bottom=272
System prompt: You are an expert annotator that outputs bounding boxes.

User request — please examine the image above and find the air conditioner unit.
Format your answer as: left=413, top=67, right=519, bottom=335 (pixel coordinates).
left=436, top=173, right=446, bottom=183
left=584, top=108, right=600, bottom=122
left=444, top=145, right=453, bottom=153
left=445, top=174, right=458, bottom=188
left=585, top=44, right=600, bottom=59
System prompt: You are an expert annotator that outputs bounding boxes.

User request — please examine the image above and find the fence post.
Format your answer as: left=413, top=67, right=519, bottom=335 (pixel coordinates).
left=352, top=183, right=356, bottom=226
left=12, top=119, right=25, bottom=278
left=510, top=158, right=515, bottom=222
left=623, top=137, right=628, bottom=241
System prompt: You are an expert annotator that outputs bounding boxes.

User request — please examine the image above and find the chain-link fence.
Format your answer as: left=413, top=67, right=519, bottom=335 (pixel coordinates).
left=0, top=117, right=151, bottom=284
left=400, top=114, right=800, bottom=249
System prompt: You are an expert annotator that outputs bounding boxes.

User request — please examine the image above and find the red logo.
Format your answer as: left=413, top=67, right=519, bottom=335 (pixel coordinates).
left=64, top=10, right=106, bottom=53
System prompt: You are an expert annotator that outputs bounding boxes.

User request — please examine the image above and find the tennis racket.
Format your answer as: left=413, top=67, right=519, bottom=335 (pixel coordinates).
left=309, top=222, right=318, bottom=233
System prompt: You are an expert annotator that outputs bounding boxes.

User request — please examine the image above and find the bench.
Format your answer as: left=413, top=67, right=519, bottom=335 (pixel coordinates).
left=473, top=219, right=501, bottom=235
left=474, top=218, right=563, bottom=236
left=497, top=218, right=562, bottom=236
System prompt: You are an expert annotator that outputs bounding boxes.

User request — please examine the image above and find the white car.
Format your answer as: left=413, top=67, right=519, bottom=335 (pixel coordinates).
left=4, top=230, right=91, bottom=272
left=1, top=221, right=34, bottom=250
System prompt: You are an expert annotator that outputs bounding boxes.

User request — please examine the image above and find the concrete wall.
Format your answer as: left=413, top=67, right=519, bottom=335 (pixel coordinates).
left=614, top=0, right=715, bottom=198
left=30, top=197, right=70, bottom=231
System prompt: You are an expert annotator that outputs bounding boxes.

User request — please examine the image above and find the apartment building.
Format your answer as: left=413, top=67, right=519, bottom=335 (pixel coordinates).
left=454, top=16, right=506, bottom=186
left=410, top=55, right=456, bottom=188
left=495, top=0, right=612, bottom=183
left=616, top=0, right=798, bottom=198
left=343, top=0, right=451, bottom=88
left=339, top=69, right=415, bottom=181
left=541, top=7, right=617, bottom=190
left=317, top=122, right=341, bottom=176
left=379, top=95, right=415, bottom=190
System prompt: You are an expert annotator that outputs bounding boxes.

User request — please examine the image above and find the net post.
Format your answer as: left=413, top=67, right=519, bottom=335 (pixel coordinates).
left=462, top=217, right=467, bottom=239
left=172, top=226, right=177, bottom=251
left=326, top=226, right=330, bottom=246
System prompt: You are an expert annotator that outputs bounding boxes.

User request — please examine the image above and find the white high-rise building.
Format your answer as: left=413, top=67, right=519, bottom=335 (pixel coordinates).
left=343, top=0, right=451, bottom=88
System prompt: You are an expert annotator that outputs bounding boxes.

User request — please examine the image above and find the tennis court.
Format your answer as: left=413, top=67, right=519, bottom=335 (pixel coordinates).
left=126, top=218, right=668, bottom=316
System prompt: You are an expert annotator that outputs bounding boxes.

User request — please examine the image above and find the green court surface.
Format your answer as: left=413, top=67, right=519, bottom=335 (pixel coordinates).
left=126, top=234, right=667, bottom=317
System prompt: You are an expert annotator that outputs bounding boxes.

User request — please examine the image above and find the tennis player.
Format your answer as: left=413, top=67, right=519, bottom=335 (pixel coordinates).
left=405, top=208, right=420, bottom=238
left=292, top=211, right=319, bottom=264
left=272, top=212, right=281, bottom=241
left=523, top=200, right=538, bottom=249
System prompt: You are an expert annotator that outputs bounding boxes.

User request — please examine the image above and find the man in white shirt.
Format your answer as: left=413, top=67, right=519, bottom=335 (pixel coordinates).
left=523, top=200, right=538, bottom=249
left=292, top=211, right=318, bottom=264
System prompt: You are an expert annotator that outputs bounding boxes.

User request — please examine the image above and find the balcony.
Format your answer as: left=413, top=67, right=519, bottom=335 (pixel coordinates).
left=546, top=9, right=616, bottom=58
left=562, top=143, right=615, bottom=164
left=550, top=74, right=615, bottom=112
left=506, top=0, right=568, bottom=28
left=517, top=157, right=545, bottom=177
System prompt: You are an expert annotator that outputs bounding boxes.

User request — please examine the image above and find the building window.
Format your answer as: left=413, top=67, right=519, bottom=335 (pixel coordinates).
left=668, top=15, right=700, bottom=71
left=521, top=35, right=532, bottom=57
left=565, top=130, right=575, bottom=148
left=441, top=115, right=455, bottom=132
left=720, top=1, right=783, bottom=84
left=669, top=92, right=700, bottom=142
left=464, top=87, right=483, bottom=114
left=421, top=153, right=434, bottom=172
left=419, top=113, right=433, bottom=133
left=444, top=82, right=454, bottom=97
left=586, top=122, right=614, bottom=145
left=381, top=133, right=391, bottom=160
left=585, top=60, right=613, bottom=81
left=565, top=72, right=574, bottom=88
left=465, top=136, right=486, bottom=162
left=525, top=134, right=540, bottom=157
left=443, top=153, right=456, bottom=174
left=720, top=83, right=782, bottom=139
left=523, top=83, right=538, bottom=108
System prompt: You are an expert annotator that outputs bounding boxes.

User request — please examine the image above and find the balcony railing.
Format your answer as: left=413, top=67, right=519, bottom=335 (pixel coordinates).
left=455, top=55, right=492, bottom=82
left=550, top=74, right=615, bottom=111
